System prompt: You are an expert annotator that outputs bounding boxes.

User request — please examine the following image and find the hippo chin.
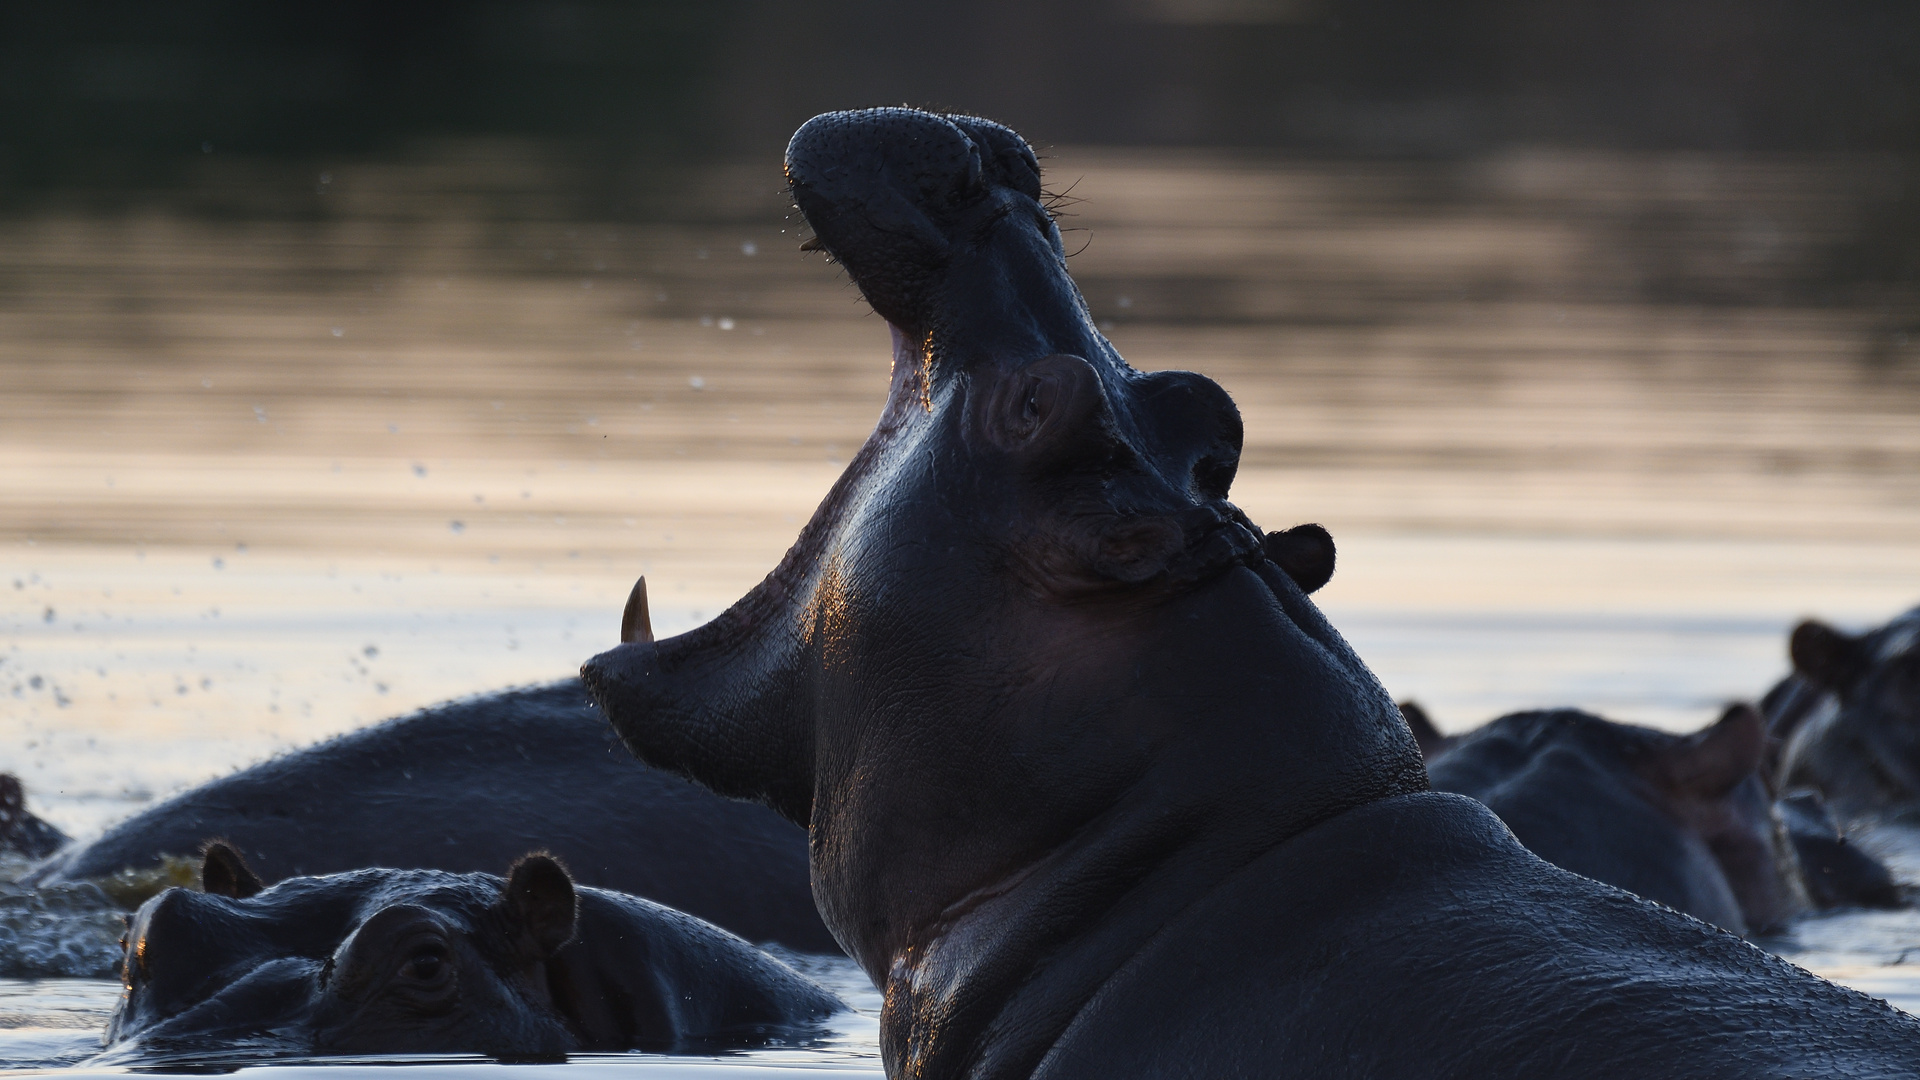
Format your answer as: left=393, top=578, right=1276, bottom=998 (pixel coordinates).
left=101, top=845, right=839, bottom=1062
left=584, top=108, right=1920, bottom=1078
left=1418, top=702, right=1901, bottom=934
left=26, top=680, right=835, bottom=954
left=1770, top=606, right=1920, bottom=824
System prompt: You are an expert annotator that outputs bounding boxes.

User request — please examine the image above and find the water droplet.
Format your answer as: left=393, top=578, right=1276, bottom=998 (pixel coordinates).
left=741, top=242, right=758, bottom=256
left=449, top=521, right=466, bottom=534
left=412, top=463, right=427, bottom=478
left=42, top=608, right=54, bottom=623
left=718, top=317, right=735, bottom=331
left=688, top=376, right=707, bottom=391
left=363, top=645, right=380, bottom=658
left=212, top=557, right=225, bottom=570
left=331, top=327, right=344, bottom=337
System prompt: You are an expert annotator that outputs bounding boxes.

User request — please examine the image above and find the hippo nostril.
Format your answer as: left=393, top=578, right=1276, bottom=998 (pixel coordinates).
left=1193, top=455, right=1238, bottom=501
left=946, top=115, right=1043, bottom=200
left=957, top=144, right=985, bottom=200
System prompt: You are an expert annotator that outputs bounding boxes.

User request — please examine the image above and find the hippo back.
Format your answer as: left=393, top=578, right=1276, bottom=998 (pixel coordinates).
left=31, top=680, right=836, bottom=952
left=1034, top=793, right=1920, bottom=1080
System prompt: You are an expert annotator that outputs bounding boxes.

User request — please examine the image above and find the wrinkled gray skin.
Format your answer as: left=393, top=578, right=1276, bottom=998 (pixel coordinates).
left=25, top=681, right=836, bottom=952
left=103, top=845, right=838, bottom=1063
left=1772, top=607, right=1920, bottom=825
left=0, top=774, right=67, bottom=859
left=1421, top=704, right=1807, bottom=934
left=583, top=108, right=1920, bottom=1078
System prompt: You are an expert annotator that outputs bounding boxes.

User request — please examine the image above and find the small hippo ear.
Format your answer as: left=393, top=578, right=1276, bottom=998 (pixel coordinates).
left=200, top=841, right=265, bottom=899
left=1264, top=524, right=1335, bottom=594
left=1645, top=703, right=1766, bottom=799
left=503, top=854, right=577, bottom=960
left=1790, top=619, right=1869, bottom=693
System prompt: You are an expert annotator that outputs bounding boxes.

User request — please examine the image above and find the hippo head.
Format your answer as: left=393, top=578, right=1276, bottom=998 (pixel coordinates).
left=582, top=108, right=1421, bottom=1073
left=1785, top=609, right=1920, bottom=810
left=107, top=845, right=578, bottom=1060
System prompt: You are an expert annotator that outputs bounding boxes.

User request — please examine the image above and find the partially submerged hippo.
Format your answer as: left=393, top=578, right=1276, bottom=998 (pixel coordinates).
left=0, top=774, right=67, bottom=860
left=583, top=108, right=1920, bottom=1077
left=28, top=681, right=835, bottom=952
left=103, top=844, right=839, bottom=1062
left=1417, top=702, right=1899, bottom=934
left=1770, top=606, right=1920, bottom=824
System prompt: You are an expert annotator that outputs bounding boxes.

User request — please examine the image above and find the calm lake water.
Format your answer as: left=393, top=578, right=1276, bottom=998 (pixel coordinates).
left=2, top=142, right=1918, bottom=1071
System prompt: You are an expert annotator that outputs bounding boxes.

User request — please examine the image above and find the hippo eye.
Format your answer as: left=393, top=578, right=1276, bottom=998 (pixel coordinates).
left=403, top=946, right=446, bottom=982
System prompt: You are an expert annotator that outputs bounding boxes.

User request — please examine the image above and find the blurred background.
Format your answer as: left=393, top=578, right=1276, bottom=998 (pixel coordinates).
left=2, top=0, right=1918, bottom=837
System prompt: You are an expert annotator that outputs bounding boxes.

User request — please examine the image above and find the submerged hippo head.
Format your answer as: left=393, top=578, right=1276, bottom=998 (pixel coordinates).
left=583, top=108, right=1420, bottom=1076
left=1424, top=705, right=1809, bottom=934
left=105, top=844, right=836, bottom=1062
left=1778, top=607, right=1920, bottom=821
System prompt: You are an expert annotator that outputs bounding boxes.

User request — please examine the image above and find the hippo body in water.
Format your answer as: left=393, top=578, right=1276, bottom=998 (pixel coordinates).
left=1423, top=705, right=1809, bottom=934
left=1770, top=607, right=1920, bottom=824
left=583, top=108, right=1920, bottom=1078
left=103, top=845, right=838, bottom=1061
left=1415, top=703, right=1900, bottom=934
left=27, top=681, right=836, bottom=953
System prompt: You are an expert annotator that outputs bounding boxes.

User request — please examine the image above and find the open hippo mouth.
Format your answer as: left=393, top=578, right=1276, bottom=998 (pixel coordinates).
left=581, top=111, right=1418, bottom=1042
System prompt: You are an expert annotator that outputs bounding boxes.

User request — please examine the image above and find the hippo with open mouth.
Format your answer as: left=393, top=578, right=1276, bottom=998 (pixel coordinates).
left=583, top=108, right=1920, bottom=1078
left=101, top=844, right=839, bottom=1062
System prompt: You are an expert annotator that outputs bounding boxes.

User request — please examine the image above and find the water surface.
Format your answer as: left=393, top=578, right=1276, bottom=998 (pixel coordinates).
left=2, top=142, right=1918, bottom=1071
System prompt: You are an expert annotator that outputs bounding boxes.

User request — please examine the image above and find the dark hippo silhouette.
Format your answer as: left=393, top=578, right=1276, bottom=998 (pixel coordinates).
left=1417, top=702, right=1905, bottom=934
left=26, top=681, right=837, bottom=953
left=581, top=108, right=1920, bottom=1078
left=1769, top=606, right=1920, bottom=824
left=0, top=774, right=68, bottom=859
left=101, top=844, right=839, bottom=1061
left=1407, top=701, right=1901, bottom=918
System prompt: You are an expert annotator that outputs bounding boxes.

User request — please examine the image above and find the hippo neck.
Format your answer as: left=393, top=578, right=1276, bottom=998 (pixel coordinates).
left=879, top=776, right=1388, bottom=1079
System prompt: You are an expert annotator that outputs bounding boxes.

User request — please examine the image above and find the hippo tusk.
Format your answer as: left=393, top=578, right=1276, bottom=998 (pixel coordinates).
left=620, top=576, right=653, bottom=644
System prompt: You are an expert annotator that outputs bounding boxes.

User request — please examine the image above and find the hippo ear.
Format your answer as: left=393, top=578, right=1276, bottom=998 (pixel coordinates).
left=1644, top=704, right=1766, bottom=799
left=502, top=854, right=577, bottom=960
left=1265, top=524, right=1335, bottom=594
left=1790, top=619, right=1869, bottom=693
left=975, top=354, right=1109, bottom=467
left=200, top=841, right=265, bottom=899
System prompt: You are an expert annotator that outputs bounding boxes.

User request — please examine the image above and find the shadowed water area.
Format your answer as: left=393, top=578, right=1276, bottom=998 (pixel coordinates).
left=2, top=139, right=1919, bottom=1070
